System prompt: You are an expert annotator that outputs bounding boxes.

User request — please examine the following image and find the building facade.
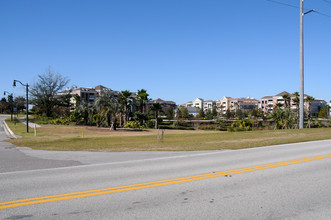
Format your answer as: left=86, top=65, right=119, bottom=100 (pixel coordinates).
left=182, top=98, right=216, bottom=113
left=260, top=91, right=327, bottom=115
left=217, top=96, right=258, bottom=115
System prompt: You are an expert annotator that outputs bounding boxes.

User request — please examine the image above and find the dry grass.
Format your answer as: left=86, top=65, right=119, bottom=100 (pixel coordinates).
left=5, top=119, right=331, bottom=152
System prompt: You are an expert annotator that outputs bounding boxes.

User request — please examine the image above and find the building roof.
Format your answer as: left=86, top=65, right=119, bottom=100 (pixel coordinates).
left=261, top=95, right=273, bottom=99
left=275, top=91, right=291, bottom=97
left=193, top=98, right=204, bottom=102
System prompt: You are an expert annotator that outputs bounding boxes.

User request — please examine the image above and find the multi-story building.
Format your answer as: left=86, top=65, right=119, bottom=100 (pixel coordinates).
left=182, top=98, right=216, bottom=112
left=217, top=96, right=258, bottom=114
left=72, top=87, right=97, bottom=104
left=260, top=91, right=327, bottom=115
left=57, top=85, right=121, bottom=106
left=147, top=98, right=177, bottom=114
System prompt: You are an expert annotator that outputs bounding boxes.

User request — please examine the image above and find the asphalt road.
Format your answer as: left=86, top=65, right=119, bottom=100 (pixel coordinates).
left=1, top=116, right=331, bottom=219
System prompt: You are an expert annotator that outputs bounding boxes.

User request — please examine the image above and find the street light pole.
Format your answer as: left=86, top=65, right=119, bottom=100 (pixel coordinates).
left=13, top=80, right=29, bottom=133
left=299, top=0, right=314, bottom=129
left=299, top=0, right=304, bottom=129
left=3, top=91, right=13, bottom=121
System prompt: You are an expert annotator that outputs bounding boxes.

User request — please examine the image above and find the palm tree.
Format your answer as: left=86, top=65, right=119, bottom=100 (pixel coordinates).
left=137, top=89, right=149, bottom=114
left=267, top=104, right=273, bottom=113
left=282, top=93, right=291, bottom=111
left=234, top=102, right=239, bottom=112
left=292, top=92, right=300, bottom=128
left=219, top=104, right=224, bottom=116
left=151, top=103, right=162, bottom=129
left=305, top=95, right=315, bottom=128
left=137, top=89, right=149, bottom=125
left=118, top=90, right=132, bottom=126
left=93, top=91, right=119, bottom=129
left=271, top=109, right=283, bottom=130
left=77, top=101, right=93, bottom=125
left=94, top=92, right=111, bottom=125
left=274, top=102, right=284, bottom=110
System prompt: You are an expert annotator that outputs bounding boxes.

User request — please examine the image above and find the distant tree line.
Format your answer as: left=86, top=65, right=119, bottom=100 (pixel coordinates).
left=7, top=68, right=329, bottom=131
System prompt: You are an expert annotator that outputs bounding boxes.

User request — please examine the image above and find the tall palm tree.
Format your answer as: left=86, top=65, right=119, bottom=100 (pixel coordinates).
left=219, top=104, right=224, bottom=116
left=292, top=92, right=300, bottom=128
left=137, top=89, right=149, bottom=125
left=118, top=90, right=132, bottom=126
left=282, top=93, right=291, bottom=111
left=137, top=89, right=149, bottom=114
left=305, top=95, right=315, bottom=128
left=151, top=103, right=162, bottom=129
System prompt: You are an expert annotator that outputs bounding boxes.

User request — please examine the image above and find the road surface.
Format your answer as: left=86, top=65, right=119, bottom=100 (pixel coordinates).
left=1, top=116, right=331, bottom=219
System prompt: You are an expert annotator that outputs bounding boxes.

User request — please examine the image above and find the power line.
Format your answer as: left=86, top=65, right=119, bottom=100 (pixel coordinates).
left=314, top=10, right=331, bottom=18
left=266, top=0, right=299, bottom=9
left=266, top=0, right=331, bottom=18
left=323, top=0, right=331, bottom=4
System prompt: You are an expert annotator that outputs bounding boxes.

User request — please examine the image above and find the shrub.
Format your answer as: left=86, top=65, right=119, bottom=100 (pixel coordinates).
left=49, top=118, right=70, bottom=125
left=159, top=125, right=194, bottom=130
left=124, top=121, right=140, bottom=128
left=198, top=125, right=221, bottom=131
left=228, top=119, right=254, bottom=132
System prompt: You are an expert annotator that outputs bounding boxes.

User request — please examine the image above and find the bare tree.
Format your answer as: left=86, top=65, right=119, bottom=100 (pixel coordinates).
left=30, top=67, right=69, bottom=117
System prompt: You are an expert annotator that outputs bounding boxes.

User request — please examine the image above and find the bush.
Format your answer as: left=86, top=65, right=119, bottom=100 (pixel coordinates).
left=198, top=125, right=221, bottom=131
left=124, top=121, right=140, bottom=128
left=227, top=119, right=254, bottom=132
left=49, top=118, right=70, bottom=125
left=159, top=125, right=194, bottom=130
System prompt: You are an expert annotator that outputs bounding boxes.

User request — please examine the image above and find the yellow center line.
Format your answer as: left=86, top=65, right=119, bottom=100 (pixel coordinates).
left=1, top=154, right=331, bottom=210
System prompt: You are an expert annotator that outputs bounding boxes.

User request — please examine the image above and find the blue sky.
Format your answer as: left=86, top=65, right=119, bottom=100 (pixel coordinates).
left=1, top=0, right=330, bottom=104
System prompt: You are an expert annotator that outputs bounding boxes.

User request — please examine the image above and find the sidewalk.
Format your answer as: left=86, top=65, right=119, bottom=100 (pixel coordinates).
left=18, top=117, right=41, bottom=128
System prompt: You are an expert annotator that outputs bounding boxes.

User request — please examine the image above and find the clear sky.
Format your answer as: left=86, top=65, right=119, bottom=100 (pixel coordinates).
left=1, top=0, right=330, bottom=104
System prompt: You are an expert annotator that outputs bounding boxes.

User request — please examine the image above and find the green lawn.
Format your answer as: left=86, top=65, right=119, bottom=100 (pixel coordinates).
left=5, top=119, right=331, bottom=152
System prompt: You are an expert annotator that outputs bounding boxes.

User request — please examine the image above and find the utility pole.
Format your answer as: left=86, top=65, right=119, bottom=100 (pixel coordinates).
left=299, top=0, right=314, bottom=129
left=299, top=0, right=304, bottom=129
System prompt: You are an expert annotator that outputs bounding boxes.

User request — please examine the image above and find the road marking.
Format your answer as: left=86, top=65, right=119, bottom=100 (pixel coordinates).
left=1, top=154, right=331, bottom=210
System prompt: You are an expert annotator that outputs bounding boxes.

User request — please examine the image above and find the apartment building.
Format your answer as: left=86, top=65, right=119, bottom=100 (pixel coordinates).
left=260, top=91, right=327, bottom=115
left=182, top=98, right=216, bottom=112
left=147, top=98, right=177, bottom=114
left=56, top=85, right=120, bottom=106
left=217, top=96, right=258, bottom=114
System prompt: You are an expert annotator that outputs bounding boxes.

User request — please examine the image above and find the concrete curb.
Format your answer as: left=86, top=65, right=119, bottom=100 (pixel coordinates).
left=2, top=119, right=17, bottom=139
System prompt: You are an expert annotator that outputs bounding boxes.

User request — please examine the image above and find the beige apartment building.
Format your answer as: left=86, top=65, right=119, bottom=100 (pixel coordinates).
left=260, top=91, right=327, bottom=115
left=217, top=96, right=259, bottom=115
left=56, top=85, right=119, bottom=106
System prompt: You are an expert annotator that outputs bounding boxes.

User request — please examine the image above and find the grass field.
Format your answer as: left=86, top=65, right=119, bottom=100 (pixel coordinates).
left=5, top=119, right=331, bottom=152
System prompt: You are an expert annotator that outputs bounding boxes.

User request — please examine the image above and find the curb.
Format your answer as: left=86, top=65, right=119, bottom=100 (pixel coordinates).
left=2, top=119, right=17, bottom=139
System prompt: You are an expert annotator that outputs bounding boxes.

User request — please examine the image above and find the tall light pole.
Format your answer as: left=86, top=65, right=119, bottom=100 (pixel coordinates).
left=13, top=80, right=29, bottom=133
left=299, top=0, right=304, bottom=129
left=3, top=91, right=13, bottom=121
left=299, top=0, right=314, bottom=129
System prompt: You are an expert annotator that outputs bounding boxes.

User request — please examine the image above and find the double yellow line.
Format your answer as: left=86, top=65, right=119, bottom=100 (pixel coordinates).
left=1, top=154, right=331, bottom=210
